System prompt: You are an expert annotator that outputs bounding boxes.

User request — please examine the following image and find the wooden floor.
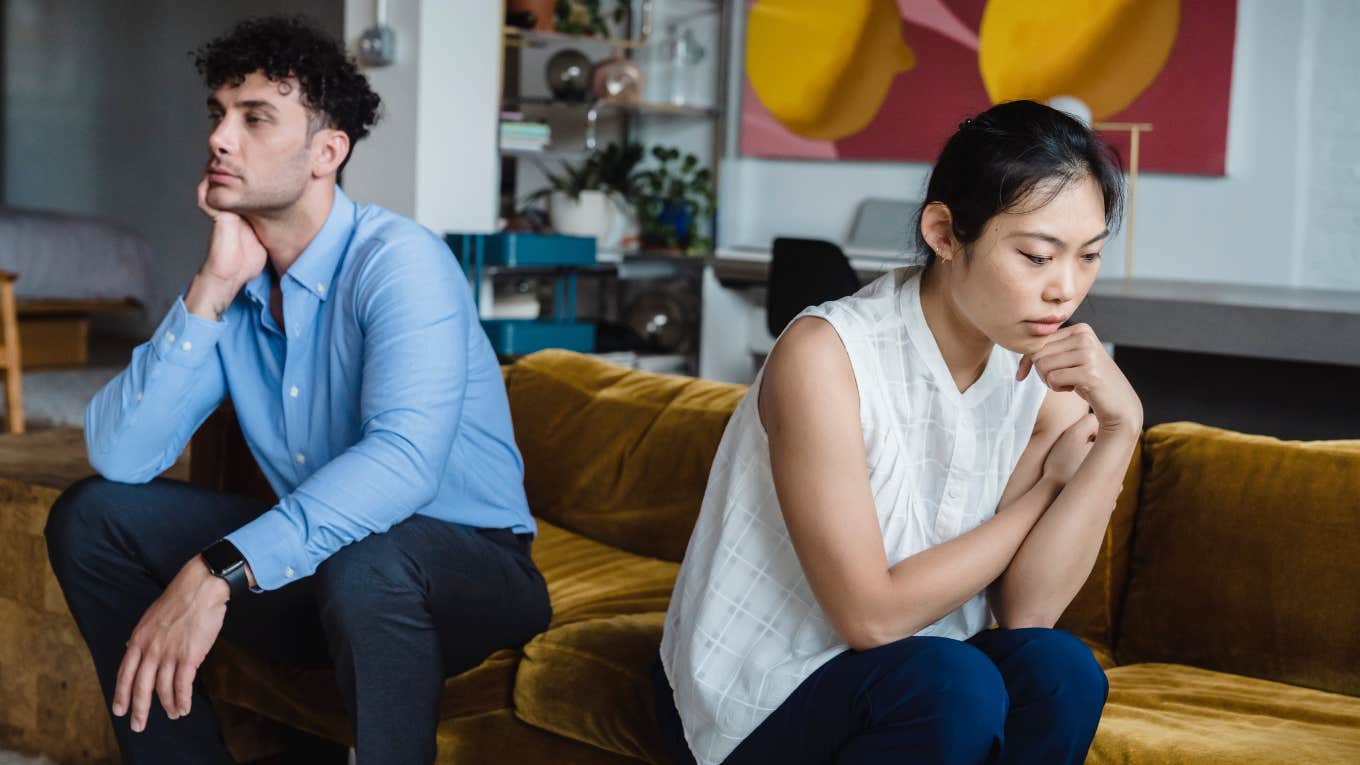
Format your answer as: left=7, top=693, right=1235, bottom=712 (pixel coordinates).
left=0, top=425, right=189, bottom=490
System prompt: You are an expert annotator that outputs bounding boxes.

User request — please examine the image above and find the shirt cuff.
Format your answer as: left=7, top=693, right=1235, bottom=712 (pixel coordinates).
left=225, top=507, right=308, bottom=591
left=150, top=297, right=227, bottom=368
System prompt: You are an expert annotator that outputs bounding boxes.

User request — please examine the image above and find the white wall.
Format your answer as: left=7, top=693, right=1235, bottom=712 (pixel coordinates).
left=716, top=0, right=1360, bottom=292
left=342, top=0, right=500, bottom=234
left=3, top=0, right=343, bottom=330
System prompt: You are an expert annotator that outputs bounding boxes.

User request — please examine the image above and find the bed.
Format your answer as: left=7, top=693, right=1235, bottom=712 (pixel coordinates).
left=0, top=206, right=156, bottom=367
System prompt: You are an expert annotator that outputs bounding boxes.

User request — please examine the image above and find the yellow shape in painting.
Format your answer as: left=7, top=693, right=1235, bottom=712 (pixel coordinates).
left=978, top=0, right=1179, bottom=120
left=747, top=0, right=915, bottom=141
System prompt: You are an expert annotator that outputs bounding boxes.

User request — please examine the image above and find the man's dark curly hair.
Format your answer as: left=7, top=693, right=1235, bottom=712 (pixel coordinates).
left=192, top=15, right=381, bottom=161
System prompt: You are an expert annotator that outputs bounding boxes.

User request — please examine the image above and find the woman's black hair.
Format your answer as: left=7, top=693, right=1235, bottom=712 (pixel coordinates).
left=913, top=100, right=1125, bottom=265
left=192, top=15, right=381, bottom=175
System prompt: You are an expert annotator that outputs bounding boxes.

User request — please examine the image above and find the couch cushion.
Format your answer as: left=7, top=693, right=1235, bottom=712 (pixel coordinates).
left=513, top=612, right=668, bottom=765
left=533, top=518, right=680, bottom=627
left=506, top=350, right=745, bottom=562
left=202, top=517, right=679, bottom=744
left=1056, top=440, right=1141, bottom=655
left=1116, top=423, right=1360, bottom=696
left=437, top=708, right=641, bottom=765
left=1091, top=663, right=1360, bottom=764
left=202, top=642, right=519, bottom=746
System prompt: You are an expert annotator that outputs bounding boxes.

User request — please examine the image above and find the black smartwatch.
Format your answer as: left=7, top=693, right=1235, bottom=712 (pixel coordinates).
left=200, top=539, right=250, bottom=600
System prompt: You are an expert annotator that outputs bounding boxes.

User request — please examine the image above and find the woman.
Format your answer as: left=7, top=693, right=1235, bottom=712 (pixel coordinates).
left=655, top=100, right=1142, bottom=765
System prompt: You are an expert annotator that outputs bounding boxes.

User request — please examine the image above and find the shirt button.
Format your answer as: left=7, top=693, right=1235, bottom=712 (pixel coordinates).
left=296, top=453, right=306, bottom=464
left=165, top=332, right=175, bottom=342
left=135, top=392, right=143, bottom=402
left=284, top=566, right=295, bottom=579
left=289, top=386, right=299, bottom=398
left=316, top=283, right=326, bottom=294
left=181, top=341, right=192, bottom=351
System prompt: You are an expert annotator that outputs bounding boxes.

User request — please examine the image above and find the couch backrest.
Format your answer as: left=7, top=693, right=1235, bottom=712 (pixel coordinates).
left=505, top=350, right=746, bottom=562
left=1115, top=422, right=1360, bottom=697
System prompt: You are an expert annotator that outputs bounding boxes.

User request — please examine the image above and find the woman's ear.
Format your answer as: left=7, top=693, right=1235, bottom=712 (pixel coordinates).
left=919, top=202, right=960, bottom=262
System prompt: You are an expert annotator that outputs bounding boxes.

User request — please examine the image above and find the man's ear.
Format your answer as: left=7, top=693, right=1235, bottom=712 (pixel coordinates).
left=312, top=129, right=351, bottom=179
left=919, top=201, right=962, bottom=263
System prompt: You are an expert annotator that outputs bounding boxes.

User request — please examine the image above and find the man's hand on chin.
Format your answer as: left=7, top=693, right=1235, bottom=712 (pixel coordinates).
left=112, top=555, right=230, bottom=732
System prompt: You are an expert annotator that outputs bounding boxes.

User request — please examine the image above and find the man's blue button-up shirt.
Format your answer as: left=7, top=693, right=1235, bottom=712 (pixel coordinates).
left=86, top=187, right=534, bottom=590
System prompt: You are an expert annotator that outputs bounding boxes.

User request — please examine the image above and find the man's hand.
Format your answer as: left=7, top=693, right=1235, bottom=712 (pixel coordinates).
left=1017, top=323, right=1143, bottom=436
left=112, top=556, right=229, bottom=732
left=185, top=177, right=267, bottom=321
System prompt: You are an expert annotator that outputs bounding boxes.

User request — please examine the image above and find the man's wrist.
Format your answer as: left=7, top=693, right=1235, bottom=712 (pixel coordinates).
left=200, top=539, right=251, bottom=600
left=196, top=556, right=232, bottom=603
left=184, top=272, right=241, bottom=321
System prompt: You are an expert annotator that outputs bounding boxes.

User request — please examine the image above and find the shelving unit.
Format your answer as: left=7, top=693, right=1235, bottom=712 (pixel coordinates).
left=495, top=0, right=731, bottom=373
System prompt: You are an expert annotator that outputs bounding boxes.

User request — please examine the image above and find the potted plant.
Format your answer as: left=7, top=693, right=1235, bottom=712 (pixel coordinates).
left=524, top=142, right=645, bottom=249
left=554, top=0, right=627, bottom=37
left=630, top=145, right=716, bottom=256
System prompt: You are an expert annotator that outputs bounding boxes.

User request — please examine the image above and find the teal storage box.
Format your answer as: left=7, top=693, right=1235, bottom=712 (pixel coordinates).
left=446, top=232, right=596, bottom=268
left=480, top=319, right=595, bottom=356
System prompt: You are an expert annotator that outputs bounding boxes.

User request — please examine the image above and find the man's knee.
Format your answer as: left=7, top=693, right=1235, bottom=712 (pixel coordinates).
left=314, top=533, right=421, bottom=631
left=45, top=476, right=125, bottom=571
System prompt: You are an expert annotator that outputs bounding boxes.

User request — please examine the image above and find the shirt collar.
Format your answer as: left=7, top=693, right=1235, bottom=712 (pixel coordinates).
left=282, top=186, right=357, bottom=302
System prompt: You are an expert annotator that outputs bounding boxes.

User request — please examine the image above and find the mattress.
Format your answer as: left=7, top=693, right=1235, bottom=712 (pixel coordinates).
left=0, top=206, right=155, bottom=307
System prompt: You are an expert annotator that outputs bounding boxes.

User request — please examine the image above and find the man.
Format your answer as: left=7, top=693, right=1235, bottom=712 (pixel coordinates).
left=44, top=16, right=550, bottom=764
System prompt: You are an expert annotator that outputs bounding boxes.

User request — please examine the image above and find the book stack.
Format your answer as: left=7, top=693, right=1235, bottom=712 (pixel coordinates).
left=500, top=115, right=551, bottom=154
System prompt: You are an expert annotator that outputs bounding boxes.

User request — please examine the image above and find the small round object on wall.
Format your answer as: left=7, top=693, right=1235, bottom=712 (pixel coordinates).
left=546, top=49, right=593, bottom=101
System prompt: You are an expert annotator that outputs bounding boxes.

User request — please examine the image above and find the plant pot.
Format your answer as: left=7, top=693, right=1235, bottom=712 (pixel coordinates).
left=640, top=198, right=694, bottom=251
left=550, top=190, right=622, bottom=248
left=508, top=0, right=555, bottom=31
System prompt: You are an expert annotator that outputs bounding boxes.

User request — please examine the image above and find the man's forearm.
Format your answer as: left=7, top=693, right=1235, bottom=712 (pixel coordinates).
left=184, top=271, right=242, bottom=322
left=989, top=425, right=1139, bottom=628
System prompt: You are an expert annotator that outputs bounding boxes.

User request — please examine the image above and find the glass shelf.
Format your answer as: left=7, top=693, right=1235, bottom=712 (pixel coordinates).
left=503, top=27, right=648, bottom=50
left=509, top=96, right=720, bottom=118
left=499, top=146, right=590, bottom=161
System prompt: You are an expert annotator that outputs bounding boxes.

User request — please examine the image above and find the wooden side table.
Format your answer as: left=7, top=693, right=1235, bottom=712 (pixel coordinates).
left=0, top=271, right=24, bottom=434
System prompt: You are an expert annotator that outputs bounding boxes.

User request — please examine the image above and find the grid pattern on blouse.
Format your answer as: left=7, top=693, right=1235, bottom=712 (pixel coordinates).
left=661, top=268, right=1050, bottom=765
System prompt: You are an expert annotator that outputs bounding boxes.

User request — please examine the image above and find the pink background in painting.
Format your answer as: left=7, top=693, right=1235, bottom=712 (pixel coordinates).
left=740, top=0, right=1238, bottom=176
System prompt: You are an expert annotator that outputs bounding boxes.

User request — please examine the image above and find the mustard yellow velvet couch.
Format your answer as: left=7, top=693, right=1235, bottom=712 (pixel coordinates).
left=5, top=349, right=1356, bottom=763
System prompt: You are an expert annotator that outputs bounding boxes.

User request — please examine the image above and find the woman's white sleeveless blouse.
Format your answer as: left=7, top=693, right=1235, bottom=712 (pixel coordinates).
left=660, top=267, right=1050, bottom=765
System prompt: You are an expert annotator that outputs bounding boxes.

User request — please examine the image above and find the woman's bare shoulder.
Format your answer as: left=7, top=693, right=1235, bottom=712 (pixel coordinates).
left=759, top=316, right=859, bottom=434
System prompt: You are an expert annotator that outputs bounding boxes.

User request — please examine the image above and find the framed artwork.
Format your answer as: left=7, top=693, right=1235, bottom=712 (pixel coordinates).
left=741, top=0, right=1238, bottom=175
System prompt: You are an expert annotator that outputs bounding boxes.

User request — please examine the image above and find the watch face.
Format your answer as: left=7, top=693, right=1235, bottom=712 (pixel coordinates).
left=202, top=540, right=244, bottom=576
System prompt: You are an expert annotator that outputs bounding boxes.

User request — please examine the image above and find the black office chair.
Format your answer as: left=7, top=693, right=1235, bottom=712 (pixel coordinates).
left=766, top=237, right=861, bottom=337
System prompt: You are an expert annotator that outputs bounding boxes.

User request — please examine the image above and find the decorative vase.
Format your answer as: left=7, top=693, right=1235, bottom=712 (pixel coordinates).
left=545, top=49, right=593, bottom=101
left=641, top=199, right=693, bottom=252
left=591, top=49, right=643, bottom=105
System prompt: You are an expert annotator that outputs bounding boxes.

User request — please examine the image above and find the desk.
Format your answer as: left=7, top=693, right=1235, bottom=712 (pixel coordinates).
left=700, top=254, right=1360, bottom=437
left=700, top=246, right=916, bottom=383
left=1073, top=278, right=1360, bottom=439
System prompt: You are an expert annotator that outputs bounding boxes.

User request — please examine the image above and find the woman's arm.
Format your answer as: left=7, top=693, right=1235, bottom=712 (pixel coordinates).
left=989, top=323, right=1143, bottom=628
left=761, top=317, right=1058, bottom=651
